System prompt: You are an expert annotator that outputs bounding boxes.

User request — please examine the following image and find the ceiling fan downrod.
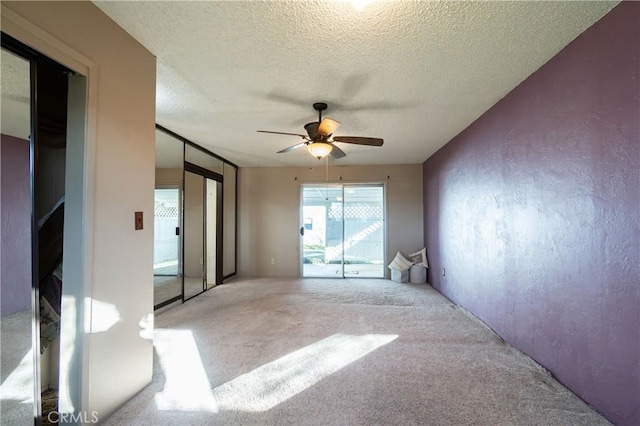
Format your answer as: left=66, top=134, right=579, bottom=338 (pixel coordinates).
left=313, top=102, right=328, bottom=122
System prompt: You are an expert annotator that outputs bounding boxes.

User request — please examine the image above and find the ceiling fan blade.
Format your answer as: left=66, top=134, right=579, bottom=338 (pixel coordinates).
left=318, top=118, right=340, bottom=137
left=277, top=142, right=307, bottom=153
left=257, top=130, right=307, bottom=138
left=263, top=90, right=310, bottom=107
left=304, top=122, right=321, bottom=140
left=332, top=136, right=384, bottom=146
left=329, top=144, right=347, bottom=159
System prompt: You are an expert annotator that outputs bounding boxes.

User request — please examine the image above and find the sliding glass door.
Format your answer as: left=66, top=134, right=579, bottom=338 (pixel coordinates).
left=301, top=184, right=385, bottom=278
left=302, top=185, right=343, bottom=277
left=343, top=185, right=385, bottom=277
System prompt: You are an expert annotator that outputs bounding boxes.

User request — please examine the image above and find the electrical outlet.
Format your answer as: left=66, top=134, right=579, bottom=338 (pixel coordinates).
left=271, top=258, right=276, bottom=265
left=442, top=268, right=446, bottom=277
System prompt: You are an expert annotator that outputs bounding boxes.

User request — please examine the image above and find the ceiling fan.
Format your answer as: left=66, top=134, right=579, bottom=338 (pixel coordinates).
left=257, top=102, right=384, bottom=159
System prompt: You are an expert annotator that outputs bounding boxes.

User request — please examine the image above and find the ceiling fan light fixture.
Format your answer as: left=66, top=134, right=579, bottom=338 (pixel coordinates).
left=318, top=118, right=340, bottom=137
left=352, top=0, right=373, bottom=12
left=258, top=103, right=383, bottom=159
left=307, top=142, right=333, bottom=159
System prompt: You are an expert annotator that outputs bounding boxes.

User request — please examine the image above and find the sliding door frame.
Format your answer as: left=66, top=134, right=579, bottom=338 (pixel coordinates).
left=183, top=162, right=223, bottom=302
left=300, top=182, right=387, bottom=279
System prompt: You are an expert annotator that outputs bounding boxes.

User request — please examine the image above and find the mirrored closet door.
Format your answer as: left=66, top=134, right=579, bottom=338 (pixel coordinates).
left=154, top=129, right=184, bottom=309
left=153, top=126, right=236, bottom=309
left=1, top=44, right=35, bottom=426
left=1, top=31, right=86, bottom=424
left=183, top=170, right=206, bottom=299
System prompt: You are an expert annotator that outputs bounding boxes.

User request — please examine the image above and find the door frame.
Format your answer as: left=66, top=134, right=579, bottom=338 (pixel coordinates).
left=182, top=162, right=223, bottom=302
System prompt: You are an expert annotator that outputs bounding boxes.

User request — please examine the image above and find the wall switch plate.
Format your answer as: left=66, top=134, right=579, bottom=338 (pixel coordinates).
left=442, top=268, right=446, bottom=277
left=135, top=211, right=143, bottom=230
left=271, top=258, right=276, bottom=265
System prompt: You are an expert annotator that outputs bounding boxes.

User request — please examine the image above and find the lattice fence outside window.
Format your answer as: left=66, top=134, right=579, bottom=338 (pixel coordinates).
left=155, top=200, right=179, bottom=219
left=329, top=204, right=383, bottom=220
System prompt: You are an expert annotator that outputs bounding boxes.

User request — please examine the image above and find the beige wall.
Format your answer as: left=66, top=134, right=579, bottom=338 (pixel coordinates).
left=155, top=167, right=182, bottom=186
left=3, top=0, right=156, bottom=420
left=238, top=164, right=423, bottom=278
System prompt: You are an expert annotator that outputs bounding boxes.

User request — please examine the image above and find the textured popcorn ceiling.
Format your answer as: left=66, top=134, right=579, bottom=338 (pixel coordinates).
left=93, top=1, right=616, bottom=167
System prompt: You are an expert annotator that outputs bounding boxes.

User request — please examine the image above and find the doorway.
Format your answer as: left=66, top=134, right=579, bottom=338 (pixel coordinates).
left=301, top=184, right=385, bottom=278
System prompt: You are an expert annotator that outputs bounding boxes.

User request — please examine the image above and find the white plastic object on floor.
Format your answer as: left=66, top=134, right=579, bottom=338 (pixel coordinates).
left=390, top=269, right=409, bottom=283
left=410, top=265, right=427, bottom=283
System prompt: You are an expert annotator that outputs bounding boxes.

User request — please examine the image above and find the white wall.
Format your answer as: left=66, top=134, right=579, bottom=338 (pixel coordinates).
left=238, top=164, right=423, bottom=278
left=2, top=0, right=156, bottom=420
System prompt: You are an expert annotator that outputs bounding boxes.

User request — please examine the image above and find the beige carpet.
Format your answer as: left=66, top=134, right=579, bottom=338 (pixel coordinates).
left=0, top=310, right=34, bottom=425
left=153, top=276, right=181, bottom=306
left=104, top=278, right=608, bottom=425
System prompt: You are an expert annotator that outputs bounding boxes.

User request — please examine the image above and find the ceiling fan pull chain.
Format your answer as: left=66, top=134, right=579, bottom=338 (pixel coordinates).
left=325, top=155, right=329, bottom=200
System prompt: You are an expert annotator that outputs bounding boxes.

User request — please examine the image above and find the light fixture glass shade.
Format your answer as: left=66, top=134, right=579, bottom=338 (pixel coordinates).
left=307, top=142, right=333, bottom=159
left=318, top=118, right=340, bottom=137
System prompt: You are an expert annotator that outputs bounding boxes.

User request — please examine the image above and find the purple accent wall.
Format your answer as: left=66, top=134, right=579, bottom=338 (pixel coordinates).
left=422, top=3, right=639, bottom=425
left=1, top=134, right=31, bottom=317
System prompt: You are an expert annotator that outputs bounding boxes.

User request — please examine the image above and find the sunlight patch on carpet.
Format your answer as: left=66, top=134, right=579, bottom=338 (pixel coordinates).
left=0, top=349, right=34, bottom=404
left=153, top=331, right=397, bottom=413
left=213, top=333, right=398, bottom=412
left=154, top=329, right=219, bottom=412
